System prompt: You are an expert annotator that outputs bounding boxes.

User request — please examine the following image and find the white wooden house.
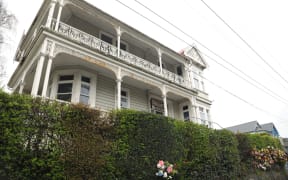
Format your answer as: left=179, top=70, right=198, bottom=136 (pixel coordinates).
left=8, top=0, right=212, bottom=126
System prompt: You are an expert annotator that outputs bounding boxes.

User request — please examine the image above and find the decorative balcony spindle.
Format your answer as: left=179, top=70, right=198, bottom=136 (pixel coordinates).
left=53, top=20, right=193, bottom=90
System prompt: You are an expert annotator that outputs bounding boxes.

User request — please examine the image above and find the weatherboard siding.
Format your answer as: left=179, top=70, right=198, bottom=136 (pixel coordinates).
left=122, top=84, right=149, bottom=112
left=95, top=74, right=116, bottom=111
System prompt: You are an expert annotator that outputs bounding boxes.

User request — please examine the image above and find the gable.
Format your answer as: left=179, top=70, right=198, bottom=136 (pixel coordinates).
left=181, top=46, right=207, bottom=68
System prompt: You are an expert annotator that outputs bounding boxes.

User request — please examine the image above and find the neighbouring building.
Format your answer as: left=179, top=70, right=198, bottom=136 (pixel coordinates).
left=280, top=138, right=288, bottom=153
left=8, top=0, right=212, bottom=126
left=226, top=121, right=280, bottom=138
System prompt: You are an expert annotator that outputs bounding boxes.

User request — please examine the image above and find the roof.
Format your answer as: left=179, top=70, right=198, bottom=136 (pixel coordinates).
left=226, top=121, right=261, bottom=134
left=260, top=123, right=274, bottom=132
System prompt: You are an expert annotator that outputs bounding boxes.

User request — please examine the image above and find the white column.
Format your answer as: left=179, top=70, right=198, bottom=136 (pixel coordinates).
left=19, top=81, right=26, bottom=94
left=158, top=48, right=163, bottom=74
left=54, top=0, right=64, bottom=31
left=46, top=0, right=57, bottom=28
left=18, top=70, right=27, bottom=94
left=72, top=72, right=81, bottom=103
left=162, top=94, right=168, bottom=116
left=89, top=76, right=97, bottom=108
left=116, top=79, right=122, bottom=109
left=41, top=56, right=53, bottom=97
left=31, top=54, right=46, bottom=96
left=190, top=97, right=198, bottom=123
left=50, top=73, right=58, bottom=99
left=116, top=26, right=122, bottom=57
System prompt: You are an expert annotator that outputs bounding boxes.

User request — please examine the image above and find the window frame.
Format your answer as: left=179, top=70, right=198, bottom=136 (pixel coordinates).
left=194, top=78, right=200, bottom=89
left=120, top=88, right=130, bottom=109
left=199, top=107, right=206, bottom=125
left=79, top=76, right=91, bottom=105
left=182, top=105, right=190, bottom=121
left=99, top=31, right=114, bottom=45
left=56, top=75, right=74, bottom=102
left=51, top=70, right=96, bottom=107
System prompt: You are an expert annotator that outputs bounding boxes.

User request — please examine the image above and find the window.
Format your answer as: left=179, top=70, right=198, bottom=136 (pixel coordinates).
left=183, top=105, right=190, bottom=121
left=100, top=33, right=113, bottom=44
left=80, top=76, right=90, bottom=105
left=176, top=66, right=183, bottom=76
left=199, top=107, right=206, bottom=124
left=194, top=78, right=199, bottom=89
left=201, top=81, right=205, bottom=91
left=57, top=75, right=74, bottom=101
left=116, top=41, right=128, bottom=51
left=53, top=71, right=96, bottom=107
left=150, top=98, right=164, bottom=115
left=121, top=89, right=129, bottom=109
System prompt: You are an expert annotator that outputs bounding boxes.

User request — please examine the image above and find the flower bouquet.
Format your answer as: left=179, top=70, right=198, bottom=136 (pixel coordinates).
left=155, top=160, right=177, bottom=179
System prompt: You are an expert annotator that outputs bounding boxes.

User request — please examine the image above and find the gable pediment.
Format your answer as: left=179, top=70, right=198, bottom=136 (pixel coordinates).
left=182, top=46, right=207, bottom=68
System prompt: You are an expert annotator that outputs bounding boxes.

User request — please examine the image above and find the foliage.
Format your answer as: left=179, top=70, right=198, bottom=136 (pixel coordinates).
left=176, top=122, right=240, bottom=179
left=109, top=110, right=184, bottom=179
left=0, top=91, right=114, bottom=179
left=60, top=104, right=114, bottom=179
left=0, top=91, right=287, bottom=179
left=246, top=133, right=282, bottom=149
left=0, top=91, right=65, bottom=179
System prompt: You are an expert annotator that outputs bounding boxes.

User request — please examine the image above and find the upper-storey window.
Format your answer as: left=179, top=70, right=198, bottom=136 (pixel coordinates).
left=176, top=66, right=183, bottom=76
left=194, top=78, right=199, bottom=89
left=57, top=75, right=74, bottom=101
left=116, top=40, right=128, bottom=51
left=100, top=33, right=113, bottom=44
left=100, top=31, right=129, bottom=51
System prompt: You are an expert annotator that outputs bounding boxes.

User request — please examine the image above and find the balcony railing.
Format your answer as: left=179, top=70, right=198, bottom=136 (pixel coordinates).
left=52, top=20, right=194, bottom=90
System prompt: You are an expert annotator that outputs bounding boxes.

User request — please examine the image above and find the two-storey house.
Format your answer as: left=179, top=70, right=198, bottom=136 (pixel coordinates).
left=8, top=0, right=212, bottom=126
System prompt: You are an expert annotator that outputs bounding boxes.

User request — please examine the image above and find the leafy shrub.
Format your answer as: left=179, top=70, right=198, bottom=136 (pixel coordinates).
left=0, top=91, right=65, bottom=179
left=0, top=91, right=286, bottom=179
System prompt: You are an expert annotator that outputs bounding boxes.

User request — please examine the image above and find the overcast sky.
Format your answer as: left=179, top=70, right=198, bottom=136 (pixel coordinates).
left=2, top=0, right=288, bottom=137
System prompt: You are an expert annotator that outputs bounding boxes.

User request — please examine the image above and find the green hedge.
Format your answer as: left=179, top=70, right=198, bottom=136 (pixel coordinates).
left=0, top=91, right=286, bottom=179
left=0, top=91, right=113, bottom=179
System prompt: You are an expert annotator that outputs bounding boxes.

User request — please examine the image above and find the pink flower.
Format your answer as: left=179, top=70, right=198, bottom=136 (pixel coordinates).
left=167, top=166, right=173, bottom=174
left=158, top=160, right=164, bottom=166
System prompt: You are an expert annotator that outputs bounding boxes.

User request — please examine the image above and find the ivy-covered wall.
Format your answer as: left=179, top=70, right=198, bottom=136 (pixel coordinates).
left=0, top=91, right=287, bottom=179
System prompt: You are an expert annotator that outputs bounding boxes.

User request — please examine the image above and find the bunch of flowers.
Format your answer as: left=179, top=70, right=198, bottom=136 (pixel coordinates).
left=251, top=146, right=288, bottom=171
left=155, top=160, right=177, bottom=179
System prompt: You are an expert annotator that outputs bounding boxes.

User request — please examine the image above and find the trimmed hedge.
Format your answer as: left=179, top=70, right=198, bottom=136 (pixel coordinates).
left=0, top=90, right=286, bottom=179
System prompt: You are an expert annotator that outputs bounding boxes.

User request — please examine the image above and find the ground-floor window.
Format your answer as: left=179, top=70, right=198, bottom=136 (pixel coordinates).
left=121, top=89, right=129, bottom=109
left=150, top=98, right=164, bottom=115
left=80, top=76, right=90, bottom=105
left=57, top=75, right=74, bottom=101
left=53, top=70, right=96, bottom=107
left=199, top=107, right=206, bottom=124
left=182, top=105, right=190, bottom=121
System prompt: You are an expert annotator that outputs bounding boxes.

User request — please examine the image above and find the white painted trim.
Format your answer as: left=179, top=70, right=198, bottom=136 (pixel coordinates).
left=50, top=69, right=97, bottom=107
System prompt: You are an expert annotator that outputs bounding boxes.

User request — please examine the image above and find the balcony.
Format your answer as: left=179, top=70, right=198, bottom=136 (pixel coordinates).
left=51, top=20, right=194, bottom=90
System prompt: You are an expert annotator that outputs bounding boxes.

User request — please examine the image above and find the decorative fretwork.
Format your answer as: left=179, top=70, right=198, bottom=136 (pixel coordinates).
left=53, top=20, right=194, bottom=90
